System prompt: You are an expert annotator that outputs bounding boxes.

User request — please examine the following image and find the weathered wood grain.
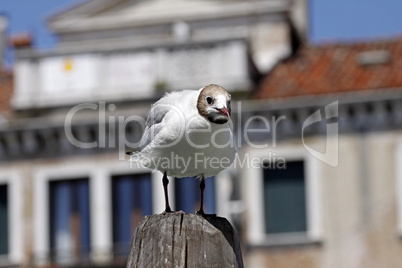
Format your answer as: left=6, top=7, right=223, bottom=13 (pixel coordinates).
left=126, top=213, right=244, bottom=268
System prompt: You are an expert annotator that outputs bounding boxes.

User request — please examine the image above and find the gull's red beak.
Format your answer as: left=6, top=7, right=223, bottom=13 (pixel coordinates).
left=216, top=107, right=230, bottom=119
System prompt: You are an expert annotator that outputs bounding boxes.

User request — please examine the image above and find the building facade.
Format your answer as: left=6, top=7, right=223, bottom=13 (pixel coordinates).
left=242, top=38, right=402, bottom=267
left=0, top=0, right=306, bottom=267
left=3, top=1, right=402, bottom=268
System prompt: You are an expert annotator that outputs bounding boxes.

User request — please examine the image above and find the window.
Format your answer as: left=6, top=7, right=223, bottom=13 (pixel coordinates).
left=244, top=147, right=322, bottom=246
left=0, top=184, right=8, bottom=256
left=174, top=177, right=216, bottom=214
left=0, top=172, right=23, bottom=265
left=49, top=179, right=90, bottom=264
left=263, top=161, right=307, bottom=234
left=34, top=163, right=157, bottom=266
left=112, top=174, right=152, bottom=257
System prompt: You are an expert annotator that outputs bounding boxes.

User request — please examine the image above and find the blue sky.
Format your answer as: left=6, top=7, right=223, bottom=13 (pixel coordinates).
left=311, top=0, right=402, bottom=43
left=0, top=0, right=78, bottom=48
left=0, top=0, right=77, bottom=66
left=1, top=0, right=402, bottom=65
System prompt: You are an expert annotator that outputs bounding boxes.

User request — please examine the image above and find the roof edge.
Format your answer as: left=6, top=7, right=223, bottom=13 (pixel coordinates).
left=48, top=0, right=290, bottom=34
left=47, top=0, right=135, bottom=24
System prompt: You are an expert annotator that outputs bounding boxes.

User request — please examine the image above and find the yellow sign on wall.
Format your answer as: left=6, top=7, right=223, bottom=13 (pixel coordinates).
left=63, top=58, right=73, bottom=72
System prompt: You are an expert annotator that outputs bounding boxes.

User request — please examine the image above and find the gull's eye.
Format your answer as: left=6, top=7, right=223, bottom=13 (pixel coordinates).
left=206, top=96, right=213, bottom=105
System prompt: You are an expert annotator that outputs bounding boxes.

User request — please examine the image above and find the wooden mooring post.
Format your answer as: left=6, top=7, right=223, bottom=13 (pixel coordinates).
left=126, top=213, right=244, bottom=268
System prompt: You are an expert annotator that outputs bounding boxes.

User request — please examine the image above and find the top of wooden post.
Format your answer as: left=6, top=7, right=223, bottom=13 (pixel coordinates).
left=127, top=213, right=244, bottom=268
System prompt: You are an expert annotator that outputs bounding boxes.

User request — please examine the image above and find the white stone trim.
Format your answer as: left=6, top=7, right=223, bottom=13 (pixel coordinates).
left=151, top=172, right=175, bottom=214
left=215, top=170, right=234, bottom=220
left=305, top=153, right=323, bottom=241
left=0, top=170, right=24, bottom=264
left=242, top=145, right=323, bottom=246
left=396, top=139, right=402, bottom=235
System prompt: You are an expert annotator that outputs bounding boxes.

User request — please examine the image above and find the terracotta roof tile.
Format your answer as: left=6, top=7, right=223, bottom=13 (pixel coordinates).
left=255, top=37, right=402, bottom=99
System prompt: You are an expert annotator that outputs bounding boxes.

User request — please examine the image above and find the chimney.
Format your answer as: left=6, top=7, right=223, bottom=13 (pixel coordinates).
left=9, top=32, right=33, bottom=59
left=10, top=32, right=33, bottom=48
left=0, top=15, right=8, bottom=67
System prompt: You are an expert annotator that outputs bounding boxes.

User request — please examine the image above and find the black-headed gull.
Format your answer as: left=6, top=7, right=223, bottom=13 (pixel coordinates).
left=128, top=84, right=236, bottom=214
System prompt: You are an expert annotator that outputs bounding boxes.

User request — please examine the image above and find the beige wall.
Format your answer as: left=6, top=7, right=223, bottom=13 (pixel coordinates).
left=242, top=131, right=402, bottom=268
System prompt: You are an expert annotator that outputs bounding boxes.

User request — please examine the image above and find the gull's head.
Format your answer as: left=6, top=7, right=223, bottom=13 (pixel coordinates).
left=197, top=84, right=231, bottom=124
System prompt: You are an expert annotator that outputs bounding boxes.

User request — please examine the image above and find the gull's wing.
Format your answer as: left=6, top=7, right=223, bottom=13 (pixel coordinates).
left=139, top=103, right=171, bottom=150
left=139, top=99, right=188, bottom=150
left=137, top=90, right=199, bottom=151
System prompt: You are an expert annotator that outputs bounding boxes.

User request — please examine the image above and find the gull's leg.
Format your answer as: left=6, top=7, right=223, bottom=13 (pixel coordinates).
left=163, top=171, right=173, bottom=213
left=196, top=176, right=205, bottom=215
